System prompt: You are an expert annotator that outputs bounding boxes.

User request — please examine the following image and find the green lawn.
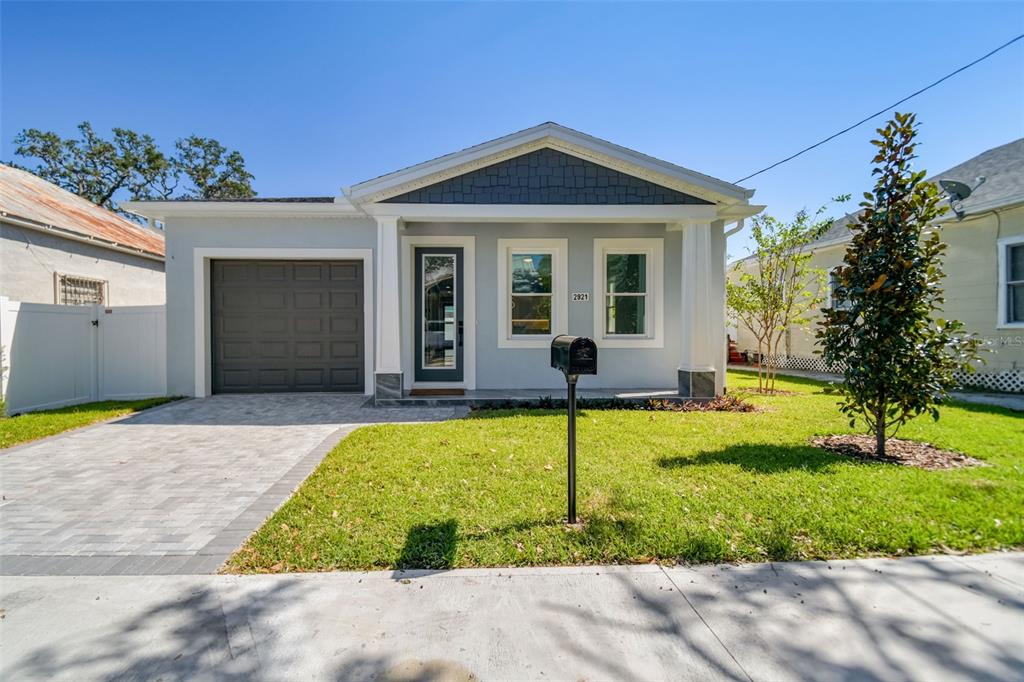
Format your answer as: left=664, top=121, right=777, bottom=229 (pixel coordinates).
left=227, top=371, right=1024, bottom=572
left=0, top=397, right=178, bottom=449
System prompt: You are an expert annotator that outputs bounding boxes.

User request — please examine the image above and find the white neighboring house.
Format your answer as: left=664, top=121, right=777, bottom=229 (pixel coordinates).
left=0, top=164, right=165, bottom=306
left=729, top=138, right=1024, bottom=394
left=123, top=123, right=764, bottom=402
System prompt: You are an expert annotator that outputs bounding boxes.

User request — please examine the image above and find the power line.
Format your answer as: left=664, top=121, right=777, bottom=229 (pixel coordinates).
left=735, top=33, right=1024, bottom=184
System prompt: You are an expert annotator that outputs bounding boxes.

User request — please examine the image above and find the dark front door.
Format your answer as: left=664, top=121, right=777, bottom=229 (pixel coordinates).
left=210, top=259, right=364, bottom=393
left=414, top=247, right=464, bottom=382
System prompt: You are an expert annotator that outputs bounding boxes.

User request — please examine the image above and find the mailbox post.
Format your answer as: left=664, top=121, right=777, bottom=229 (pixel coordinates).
left=550, top=335, right=597, bottom=524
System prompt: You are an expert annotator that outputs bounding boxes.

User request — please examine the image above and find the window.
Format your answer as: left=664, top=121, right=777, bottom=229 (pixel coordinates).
left=1001, top=238, right=1024, bottom=326
left=511, top=253, right=553, bottom=335
left=593, top=238, right=664, bottom=348
left=56, top=273, right=106, bottom=306
left=497, top=239, right=567, bottom=347
left=829, top=268, right=852, bottom=311
left=605, top=253, right=647, bottom=334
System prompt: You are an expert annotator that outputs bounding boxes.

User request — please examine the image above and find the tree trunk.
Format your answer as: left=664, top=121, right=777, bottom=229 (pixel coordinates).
left=876, top=409, right=886, bottom=458
left=756, top=337, right=766, bottom=392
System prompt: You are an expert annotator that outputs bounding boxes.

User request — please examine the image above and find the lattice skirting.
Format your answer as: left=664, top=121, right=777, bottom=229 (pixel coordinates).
left=953, top=368, right=1024, bottom=394
left=761, top=354, right=842, bottom=374
left=755, top=354, right=1024, bottom=394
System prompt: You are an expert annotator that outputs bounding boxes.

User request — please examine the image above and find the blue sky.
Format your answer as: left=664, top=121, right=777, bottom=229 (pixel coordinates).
left=2, top=1, right=1022, bottom=258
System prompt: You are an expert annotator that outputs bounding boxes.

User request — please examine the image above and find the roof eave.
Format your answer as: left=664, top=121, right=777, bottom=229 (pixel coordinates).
left=119, top=199, right=366, bottom=221
left=2, top=213, right=165, bottom=261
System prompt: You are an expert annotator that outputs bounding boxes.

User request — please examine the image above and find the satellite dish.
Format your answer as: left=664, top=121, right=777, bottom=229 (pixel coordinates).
left=939, top=180, right=973, bottom=202
left=939, top=178, right=985, bottom=221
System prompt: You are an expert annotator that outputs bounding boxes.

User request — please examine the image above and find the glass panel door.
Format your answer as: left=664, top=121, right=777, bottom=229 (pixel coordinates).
left=415, top=247, right=464, bottom=382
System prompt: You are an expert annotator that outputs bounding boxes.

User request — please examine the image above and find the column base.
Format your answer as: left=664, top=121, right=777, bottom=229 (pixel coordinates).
left=678, top=368, right=716, bottom=399
left=374, top=372, right=404, bottom=401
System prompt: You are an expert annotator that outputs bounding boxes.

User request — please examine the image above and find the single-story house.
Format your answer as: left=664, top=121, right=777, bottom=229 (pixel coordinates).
left=0, top=164, right=165, bottom=306
left=729, top=137, right=1024, bottom=394
left=124, top=123, right=762, bottom=402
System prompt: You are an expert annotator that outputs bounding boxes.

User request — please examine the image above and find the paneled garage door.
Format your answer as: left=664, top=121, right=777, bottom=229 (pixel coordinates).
left=211, top=260, right=364, bottom=393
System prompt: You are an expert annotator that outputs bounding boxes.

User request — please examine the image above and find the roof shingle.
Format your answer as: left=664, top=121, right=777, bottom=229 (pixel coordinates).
left=811, top=138, right=1024, bottom=248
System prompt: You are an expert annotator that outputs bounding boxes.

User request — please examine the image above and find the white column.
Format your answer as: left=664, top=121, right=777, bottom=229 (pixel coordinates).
left=710, top=221, right=727, bottom=395
left=374, top=217, right=402, bottom=394
left=678, top=221, right=718, bottom=397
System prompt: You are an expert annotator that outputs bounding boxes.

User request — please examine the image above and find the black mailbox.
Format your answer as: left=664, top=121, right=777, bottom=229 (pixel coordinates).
left=550, top=335, right=597, bottom=376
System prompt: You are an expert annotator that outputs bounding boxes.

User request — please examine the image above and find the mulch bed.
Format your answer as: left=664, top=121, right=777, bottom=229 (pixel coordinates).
left=812, top=434, right=986, bottom=470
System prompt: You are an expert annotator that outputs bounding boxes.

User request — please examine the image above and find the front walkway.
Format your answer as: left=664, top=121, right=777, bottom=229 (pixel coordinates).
left=728, top=364, right=1024, bottom=412
left=1, top=552, right=1020, bottom=681
left=0, top=395, right=463, bottom=576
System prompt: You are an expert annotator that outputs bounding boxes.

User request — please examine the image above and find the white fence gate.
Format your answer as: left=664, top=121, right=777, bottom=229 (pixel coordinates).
left=0, top=296, right=166, bottom=414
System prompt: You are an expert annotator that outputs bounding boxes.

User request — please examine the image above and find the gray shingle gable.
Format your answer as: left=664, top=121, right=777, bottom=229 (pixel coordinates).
left=381, top=148, right=712, bottom=205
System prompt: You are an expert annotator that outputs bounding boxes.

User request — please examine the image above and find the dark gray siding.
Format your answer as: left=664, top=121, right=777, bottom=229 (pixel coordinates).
left=382, top=148, right=711, bottom=205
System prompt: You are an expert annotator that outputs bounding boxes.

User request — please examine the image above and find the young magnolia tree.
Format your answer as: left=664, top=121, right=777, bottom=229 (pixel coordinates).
left=817, top=112, right=981, bottom=456
left=727, top=205, right=839, bottom=393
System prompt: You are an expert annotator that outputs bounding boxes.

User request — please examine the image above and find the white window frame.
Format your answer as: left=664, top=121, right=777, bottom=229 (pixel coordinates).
left=497, top=238, right=568, bottom=348
left=593, top=238, right=664, bottom=348
left=997, top=235, right=1024, bottom=329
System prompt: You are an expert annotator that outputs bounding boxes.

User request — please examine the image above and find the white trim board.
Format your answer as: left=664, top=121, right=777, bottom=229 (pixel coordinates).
left=997, top=235, right=1024, bottom=330
left=191, top=247, right=375, bottom=397
left=363, top=202, right=719, bottom=223
left=401, top=235, right=477, bottom=390
left=496, top=238, right=569, bottom=348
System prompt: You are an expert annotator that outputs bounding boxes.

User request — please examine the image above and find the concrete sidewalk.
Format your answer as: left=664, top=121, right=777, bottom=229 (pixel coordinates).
left=1, top=553, right=1021, bottom=681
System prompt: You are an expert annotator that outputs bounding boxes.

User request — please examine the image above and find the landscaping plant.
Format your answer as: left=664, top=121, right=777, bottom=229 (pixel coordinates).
left=727, top=204, right=841, bottom=393
left=818, top=112, right=982, bottom=457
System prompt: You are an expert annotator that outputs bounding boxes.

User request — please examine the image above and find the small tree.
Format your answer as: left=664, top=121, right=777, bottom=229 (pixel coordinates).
left=727, top=205, right=840, bottom=393
left=817, top=112, right=982, bottom=456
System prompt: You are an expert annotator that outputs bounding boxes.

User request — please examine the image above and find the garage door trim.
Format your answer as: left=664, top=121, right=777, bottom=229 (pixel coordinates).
left=193, top=248, right=374, bottom=397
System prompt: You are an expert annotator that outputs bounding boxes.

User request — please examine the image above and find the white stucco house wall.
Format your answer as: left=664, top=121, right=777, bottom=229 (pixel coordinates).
left=0, top=164, right=165, bottom=306
left=124, top=123, right=763, bottom=402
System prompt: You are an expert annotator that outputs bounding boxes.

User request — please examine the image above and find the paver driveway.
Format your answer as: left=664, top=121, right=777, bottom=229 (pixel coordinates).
left=0, top=395, right=463, bottom=576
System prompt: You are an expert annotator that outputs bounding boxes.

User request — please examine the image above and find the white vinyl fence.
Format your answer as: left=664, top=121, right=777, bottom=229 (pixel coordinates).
left=0, top=296, right=166, bottom=414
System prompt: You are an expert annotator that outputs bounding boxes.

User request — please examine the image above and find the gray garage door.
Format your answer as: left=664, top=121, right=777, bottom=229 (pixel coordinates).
left=211, top=260, right=364, bottom=393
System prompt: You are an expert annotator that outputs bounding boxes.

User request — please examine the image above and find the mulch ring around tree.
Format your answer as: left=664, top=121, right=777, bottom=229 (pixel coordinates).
left=812, top=434, right=987, bottom=470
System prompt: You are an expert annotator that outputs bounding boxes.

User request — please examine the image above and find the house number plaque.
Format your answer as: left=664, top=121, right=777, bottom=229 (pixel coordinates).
left=571, top=292, right=590, bottom=302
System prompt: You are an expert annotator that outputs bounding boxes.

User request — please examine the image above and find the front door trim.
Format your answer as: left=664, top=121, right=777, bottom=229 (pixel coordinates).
left=401, top=235, right=476, bottom=390
left=193, top=247, right=374, bottom=397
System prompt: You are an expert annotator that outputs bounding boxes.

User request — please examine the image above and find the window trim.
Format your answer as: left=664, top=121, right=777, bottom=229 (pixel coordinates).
left=496, top=238, right=568, bottom=348
left=593, top=238, right=664, bottom=348
left=998, top=235, right=1024, bottom=329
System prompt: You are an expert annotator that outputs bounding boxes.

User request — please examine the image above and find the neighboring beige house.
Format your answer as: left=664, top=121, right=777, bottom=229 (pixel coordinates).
left=0, top=164, right=165, bottom=306
left=729, top=138, right=1024, bottom=393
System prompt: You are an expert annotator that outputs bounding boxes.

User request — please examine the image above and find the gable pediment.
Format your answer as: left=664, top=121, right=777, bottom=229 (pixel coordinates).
left=381, top=148, right=712, bottom=206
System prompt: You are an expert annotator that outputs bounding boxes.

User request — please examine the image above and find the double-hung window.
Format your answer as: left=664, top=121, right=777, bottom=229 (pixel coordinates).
left=594, top=238, right=664, bottom=348
left=829, top=267, right=852, bottom=311
left=605, top=253, right=647, bottom=334
left=497, top=239, right=567, bottom=347
left=999, top=237, right=1024, bottom=327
